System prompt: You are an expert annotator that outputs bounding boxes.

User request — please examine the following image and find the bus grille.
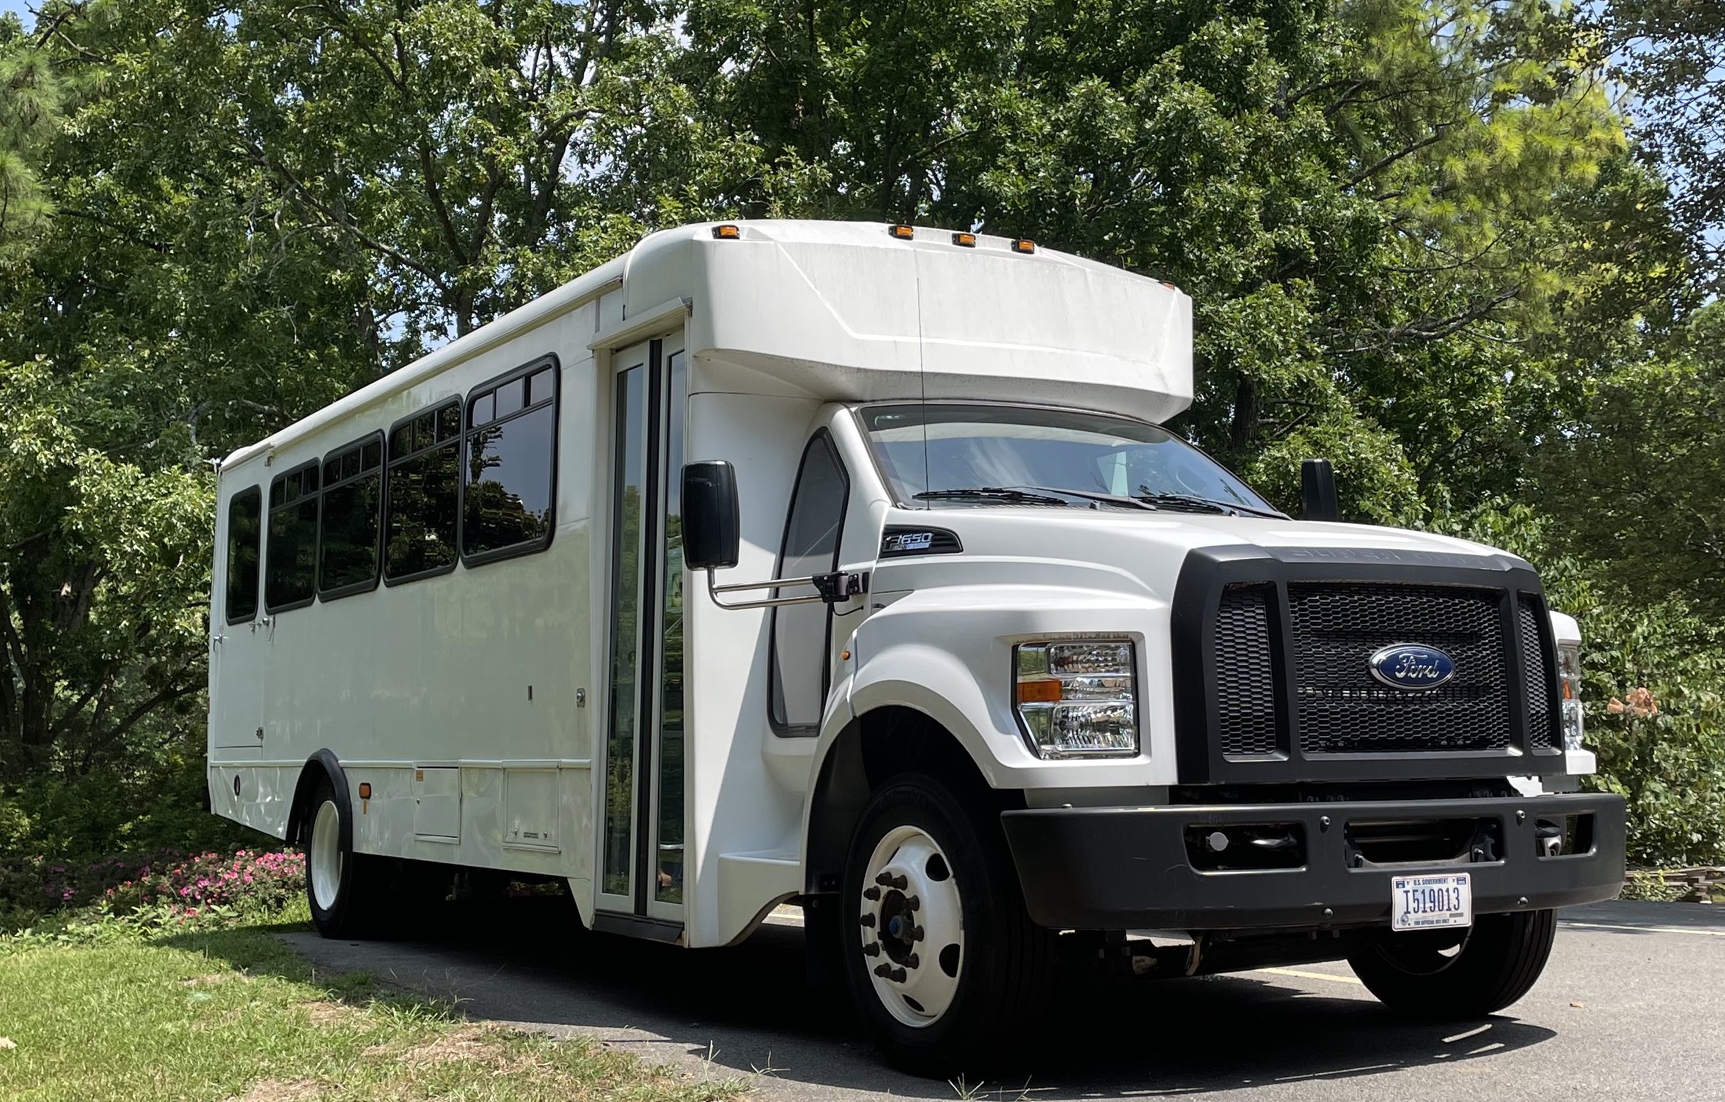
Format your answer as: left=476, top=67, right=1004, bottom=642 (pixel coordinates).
left=1211, top=581, right=1557, bottom=760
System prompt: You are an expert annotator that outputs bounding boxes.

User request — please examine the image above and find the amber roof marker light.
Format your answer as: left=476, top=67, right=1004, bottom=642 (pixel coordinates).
left=888, top=224, right=916, bottom=240
left=952, top=232, right=977, bottom=247
left=1011, top=238, right=1036, bottom=254
left=712, top=224, right=741, bottom=239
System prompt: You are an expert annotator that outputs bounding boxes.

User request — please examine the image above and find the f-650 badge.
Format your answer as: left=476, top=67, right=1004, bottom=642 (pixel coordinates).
left=882, top=531, right=935, bottom=553
left=1369, top=644, right=1457, bottom=689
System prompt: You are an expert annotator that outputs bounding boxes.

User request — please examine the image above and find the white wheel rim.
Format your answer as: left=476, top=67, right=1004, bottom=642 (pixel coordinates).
left=310, top=799, right=343, bottom=911
left=859, top=824, right=964, bottom=1028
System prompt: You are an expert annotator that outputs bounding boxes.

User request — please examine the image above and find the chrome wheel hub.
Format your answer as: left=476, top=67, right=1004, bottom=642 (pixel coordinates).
left=860, top=824, right=964, bottom=1028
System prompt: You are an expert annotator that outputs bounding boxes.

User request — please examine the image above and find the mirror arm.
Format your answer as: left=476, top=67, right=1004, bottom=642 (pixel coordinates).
left=704, top=568, right=871, bottom=611
left=706, top=569, right=828, bottom=610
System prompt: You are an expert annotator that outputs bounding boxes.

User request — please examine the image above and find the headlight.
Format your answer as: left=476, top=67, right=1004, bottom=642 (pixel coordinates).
left=1013, top=640, right=1138, bottom=758
left=1558, top=642, right=1584, bottom=750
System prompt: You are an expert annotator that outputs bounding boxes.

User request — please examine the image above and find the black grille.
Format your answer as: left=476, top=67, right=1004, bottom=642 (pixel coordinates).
left=1215, top=584, right=1279, bottom=756
left=1520, top=595, right=1556, bottom=749
left=1173, top=547, right=1566, bottom=784
left=1289, top=582, right=1511, bottom=754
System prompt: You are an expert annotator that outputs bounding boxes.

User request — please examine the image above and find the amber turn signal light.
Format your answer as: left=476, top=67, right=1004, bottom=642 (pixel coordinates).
left=1016, top=679, right=1063, bottom=705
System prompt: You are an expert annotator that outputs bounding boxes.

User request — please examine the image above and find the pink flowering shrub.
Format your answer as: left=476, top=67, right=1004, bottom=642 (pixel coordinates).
left=102, top=850, right=304, bottom=916
left=1, top=848, right=304, bottom=931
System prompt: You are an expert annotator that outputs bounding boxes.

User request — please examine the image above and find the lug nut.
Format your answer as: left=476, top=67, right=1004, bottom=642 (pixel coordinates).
left=911, top=925, right=924, bottom=941
left=875, top=872, right=907, bottom=889
left=863, top=942, right=880, bottom=957
left=863, top=886, right=881, bottom=901
left=858, top=913, right=875, bottom=928
left=906, top=953, right=920, bottom=969
left=873, top=963, right=907, bottom=982
left=905, top=895, right=920, bottom=911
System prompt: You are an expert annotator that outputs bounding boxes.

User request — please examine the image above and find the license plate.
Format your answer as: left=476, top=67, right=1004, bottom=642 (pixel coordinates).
left=1391, top=873, right=1473, bottom=932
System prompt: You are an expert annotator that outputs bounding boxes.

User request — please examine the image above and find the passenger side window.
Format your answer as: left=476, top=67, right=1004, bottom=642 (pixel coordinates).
left=384, top=401, right=461, bottom=582
left=265, top=463, right=320, bottom=612
left=463, top=360, right=558, bottom=563
left=225, top=487, right=262, bottom=623
left=318, top=434, right=384, bottom=598
left=769, top=431, right=849, bottom=736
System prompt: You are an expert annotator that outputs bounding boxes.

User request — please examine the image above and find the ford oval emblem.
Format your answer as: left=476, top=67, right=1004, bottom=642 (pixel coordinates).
left=1369, top=644, right=1456, bottom=690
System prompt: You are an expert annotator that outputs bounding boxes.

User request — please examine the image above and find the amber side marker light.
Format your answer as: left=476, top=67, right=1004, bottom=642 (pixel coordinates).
left=888, top=224, right=916, bottom=240
left=1011, top=238, right=1036, bottom=254
left=1016, top=678, right=1063, bottom=705
left=358, top=783, right=372, bottom=799
left=952, top=232, right=977, bottom=247
left=712, top=224, right=741, bottom=239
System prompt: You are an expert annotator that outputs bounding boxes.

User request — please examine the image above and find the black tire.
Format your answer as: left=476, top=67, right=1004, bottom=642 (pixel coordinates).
left=1348, top=909, right=1557, bottom=1019
left=840, top=773, right=1055, bottom=1077
left=303, top=775, right=387, bottom=938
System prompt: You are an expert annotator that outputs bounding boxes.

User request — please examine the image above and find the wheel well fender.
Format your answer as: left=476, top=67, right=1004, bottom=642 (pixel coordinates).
left=803, top=705, right=1004, bottom=896
left=286, top=749, right=352, bottom=852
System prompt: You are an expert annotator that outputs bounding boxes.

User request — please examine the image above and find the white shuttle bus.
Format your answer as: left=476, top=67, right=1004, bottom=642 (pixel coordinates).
left=209, top=219, right=1624, bottom=1073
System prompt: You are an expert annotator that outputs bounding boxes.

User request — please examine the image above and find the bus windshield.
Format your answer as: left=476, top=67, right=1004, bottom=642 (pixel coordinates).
left=859, top=403, right=1279, bottom=516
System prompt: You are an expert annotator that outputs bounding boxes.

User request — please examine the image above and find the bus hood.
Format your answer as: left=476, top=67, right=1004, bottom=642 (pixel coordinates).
left=866, top=508, right=1521, bottom=603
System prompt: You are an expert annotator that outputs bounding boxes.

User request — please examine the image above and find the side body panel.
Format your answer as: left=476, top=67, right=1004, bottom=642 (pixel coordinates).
left=210, top=299, right=614, bottom=921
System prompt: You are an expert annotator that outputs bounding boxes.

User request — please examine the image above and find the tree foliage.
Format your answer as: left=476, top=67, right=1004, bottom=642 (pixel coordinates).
left=1601, top=0, right=1725, bottom=290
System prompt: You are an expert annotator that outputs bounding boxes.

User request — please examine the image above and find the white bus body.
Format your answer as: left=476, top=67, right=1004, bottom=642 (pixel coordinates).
left=209, top=220, right=1623, bottom=1073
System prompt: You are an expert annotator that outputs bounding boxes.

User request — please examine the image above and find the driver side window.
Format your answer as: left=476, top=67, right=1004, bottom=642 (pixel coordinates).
left=769, top=431, right=849, bottom=736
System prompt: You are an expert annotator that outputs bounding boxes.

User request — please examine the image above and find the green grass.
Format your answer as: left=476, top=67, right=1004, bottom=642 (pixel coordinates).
left=0, top=910, right=749, bottom=1102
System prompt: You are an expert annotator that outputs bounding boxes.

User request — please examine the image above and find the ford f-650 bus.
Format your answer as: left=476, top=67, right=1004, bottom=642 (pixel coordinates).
left=208, top=219, right=1625, bottom=1073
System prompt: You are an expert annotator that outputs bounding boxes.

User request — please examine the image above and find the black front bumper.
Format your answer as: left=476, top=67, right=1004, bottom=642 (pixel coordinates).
left=1001, top=792, right=1625, bottom=931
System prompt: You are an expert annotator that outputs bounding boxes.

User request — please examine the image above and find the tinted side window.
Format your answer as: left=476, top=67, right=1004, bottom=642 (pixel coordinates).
left=769, top=432, right=849, bottom=735
left=319, top=435, right=383, bottom=598
left=225, top=487, right=262, bottom=623
left=265, top=464, right=320, bottom=612
left=384, top=401, right=460, bottom=582
left=463, top=362, right=557, bottom=562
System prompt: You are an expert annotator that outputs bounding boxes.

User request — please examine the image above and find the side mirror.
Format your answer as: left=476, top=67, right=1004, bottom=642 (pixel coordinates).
left=1301, top=458, right=1339, bottom=522
left=682, top=460, right=740, bottom=570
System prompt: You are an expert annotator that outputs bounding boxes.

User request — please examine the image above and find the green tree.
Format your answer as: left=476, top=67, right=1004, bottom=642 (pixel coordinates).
left=687, top=0, right=1655, bottom=522
left=1535, top=301, right=1725, bottom=619
left=1601, top=0, right=1725, bottom=289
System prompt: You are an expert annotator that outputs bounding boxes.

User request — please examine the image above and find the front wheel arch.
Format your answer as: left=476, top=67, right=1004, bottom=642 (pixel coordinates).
left=805, top=706, right=1009, bottom=898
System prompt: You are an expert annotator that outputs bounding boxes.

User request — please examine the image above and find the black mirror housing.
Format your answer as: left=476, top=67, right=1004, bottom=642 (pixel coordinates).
left=682, top=460, right=741, bottom=570
left=1301, top=458, right=1340, bottom=522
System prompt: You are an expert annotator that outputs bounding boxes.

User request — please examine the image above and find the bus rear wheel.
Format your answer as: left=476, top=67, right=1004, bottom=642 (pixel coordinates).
left=1348, top=908, right=1557, bottom=1019
left=840, top=774, right=1054, bottom=1077
left=304, top=775, right=385, bottom=938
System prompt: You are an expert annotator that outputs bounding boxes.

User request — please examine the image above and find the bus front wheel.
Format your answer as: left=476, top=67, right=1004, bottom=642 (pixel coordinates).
left=1348, top=908, right=1557, bottom=1018
left=840, top=773, right=1054, bottom=1077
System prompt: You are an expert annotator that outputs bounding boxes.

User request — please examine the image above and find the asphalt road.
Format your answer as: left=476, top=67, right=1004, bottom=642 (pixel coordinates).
left=278, top=899, right=1725, bottom=1101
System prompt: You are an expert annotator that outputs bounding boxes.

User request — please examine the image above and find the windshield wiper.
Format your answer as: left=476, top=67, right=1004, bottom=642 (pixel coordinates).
left=1134, top=487, right=1290, bottom=520
left=913, top=487, right=1080, bottom=507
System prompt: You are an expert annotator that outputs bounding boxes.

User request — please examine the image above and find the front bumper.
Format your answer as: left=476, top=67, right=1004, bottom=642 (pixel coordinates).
left=1001, top=792, right=1625, bottom=931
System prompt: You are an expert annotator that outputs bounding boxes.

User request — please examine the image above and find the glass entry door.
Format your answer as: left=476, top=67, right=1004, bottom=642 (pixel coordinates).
left=598, top=333, right=688, bottom=925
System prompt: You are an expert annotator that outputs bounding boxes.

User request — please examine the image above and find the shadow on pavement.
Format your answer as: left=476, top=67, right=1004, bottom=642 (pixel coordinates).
left=1557, top=898, right=1725, bottom=935
left=208, top=896, right=1565, bottom=1099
